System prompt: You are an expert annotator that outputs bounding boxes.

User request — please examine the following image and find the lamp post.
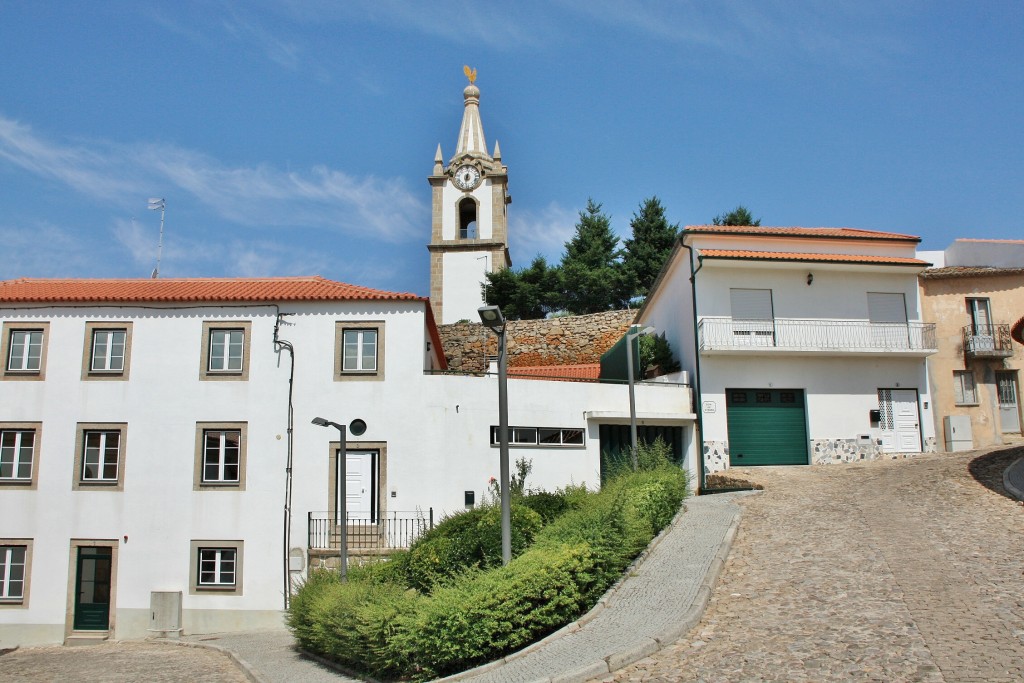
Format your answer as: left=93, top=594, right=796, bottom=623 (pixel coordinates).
left=312, top=417, right=348, bottom=580
left=625, top=325, right=656, bottom=469
left=147, top=198, right=166, bottom=279
left=478, top=305, right=511, bottom=565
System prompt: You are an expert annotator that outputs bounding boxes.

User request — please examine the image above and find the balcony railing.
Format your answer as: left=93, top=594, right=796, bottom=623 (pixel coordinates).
left=698, top=317, right=937, bottom=354
left=308, top=509, right=433, bottom=552
left=962, top=324, right=1013, bottom=359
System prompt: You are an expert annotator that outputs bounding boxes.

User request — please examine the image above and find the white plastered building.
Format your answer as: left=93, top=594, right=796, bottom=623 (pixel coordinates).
left=638, top=226, right=938, bottom=475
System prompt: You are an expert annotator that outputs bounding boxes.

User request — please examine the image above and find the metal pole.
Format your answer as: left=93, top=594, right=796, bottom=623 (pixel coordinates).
left=626, top=329, right=639, bottom=470
left=337, top=425, right=348, bottom=580
left=497, top=326, right=511, bottom=565
left=155, top=205, right=165, bottom=279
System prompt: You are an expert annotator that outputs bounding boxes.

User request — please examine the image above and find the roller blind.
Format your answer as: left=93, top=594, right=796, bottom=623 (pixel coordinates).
left=730, top=289, right=773, bottom=320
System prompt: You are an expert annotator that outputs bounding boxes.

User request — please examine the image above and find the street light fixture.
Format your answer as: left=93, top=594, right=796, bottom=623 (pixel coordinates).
left=625, top=325, right=656, bottom=470
left=312, top=416, right=349, bottom=580
left=478, top=305, right=511, bottom=565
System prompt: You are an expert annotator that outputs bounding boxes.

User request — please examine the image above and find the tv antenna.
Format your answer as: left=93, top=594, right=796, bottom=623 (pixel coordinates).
left=147, top=198, right=166, bottom=278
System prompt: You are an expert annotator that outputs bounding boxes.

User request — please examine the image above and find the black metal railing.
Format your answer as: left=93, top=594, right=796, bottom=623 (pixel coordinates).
left=698, top=317, right=937, bottom=353
left=308, top=509, right=433, bottom=551
left=962, top=324, right=1013, bottom=358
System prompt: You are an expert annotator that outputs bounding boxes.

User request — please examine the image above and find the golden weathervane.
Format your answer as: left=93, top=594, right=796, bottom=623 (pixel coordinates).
left=463, top=65, right=477, bottom=84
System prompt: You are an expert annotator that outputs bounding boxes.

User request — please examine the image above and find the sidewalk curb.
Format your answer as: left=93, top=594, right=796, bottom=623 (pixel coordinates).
left=436, top=497, right=745, bottom=683
left=153, top=639, right=269, bottom=683
left=1003, top=456, right=1024, bottom=501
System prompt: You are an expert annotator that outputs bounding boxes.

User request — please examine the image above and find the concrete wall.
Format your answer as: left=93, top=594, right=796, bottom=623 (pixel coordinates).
left=919, top=271, right=1024, bottom=448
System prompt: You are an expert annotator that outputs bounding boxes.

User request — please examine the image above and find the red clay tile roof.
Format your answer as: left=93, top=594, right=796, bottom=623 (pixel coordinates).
left=699, top=250, right=929, bottom=266
left=0, top=276, right=423, bottom=303
left=508, top=363, right=601, bottom=381
left=684, top=226, right=921, bottom=242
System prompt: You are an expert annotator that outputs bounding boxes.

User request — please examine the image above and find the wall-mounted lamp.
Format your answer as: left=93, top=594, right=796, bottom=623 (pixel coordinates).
left=806, top=273, right=814, bottom=286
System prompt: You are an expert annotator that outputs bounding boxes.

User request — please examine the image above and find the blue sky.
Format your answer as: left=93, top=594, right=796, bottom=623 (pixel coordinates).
left=1, top=1, right=1021, bottom=296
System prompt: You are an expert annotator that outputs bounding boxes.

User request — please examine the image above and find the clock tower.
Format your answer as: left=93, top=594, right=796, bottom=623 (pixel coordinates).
left=428, top=69, right=511, bottom=324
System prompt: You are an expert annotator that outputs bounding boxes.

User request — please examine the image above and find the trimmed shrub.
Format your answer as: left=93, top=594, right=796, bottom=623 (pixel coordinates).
left=379, top=502, right=543, bottom=592
left=289, top=461, right=688, bottom=681
left=389, top=542, right=599, bottom=680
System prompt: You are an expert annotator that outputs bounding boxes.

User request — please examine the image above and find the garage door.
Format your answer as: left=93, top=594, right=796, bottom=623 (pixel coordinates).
left=726, top=389, right=808, bottom=466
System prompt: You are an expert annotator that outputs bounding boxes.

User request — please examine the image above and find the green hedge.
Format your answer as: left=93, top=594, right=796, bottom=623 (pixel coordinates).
left=290, top=459, right=688, bottom=681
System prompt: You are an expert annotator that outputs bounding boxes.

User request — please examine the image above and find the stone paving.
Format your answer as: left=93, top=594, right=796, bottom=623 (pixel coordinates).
left=0, top=641, right=250, bottom=682
left=603, top=446, right=1024, bottom=683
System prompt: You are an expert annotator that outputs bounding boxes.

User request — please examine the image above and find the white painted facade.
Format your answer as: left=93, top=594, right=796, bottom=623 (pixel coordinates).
left=441, top=250, right=492, bottom=323
left=0, top=291, right=693, bottom=646
left=639, top=228, right=937, bottom=475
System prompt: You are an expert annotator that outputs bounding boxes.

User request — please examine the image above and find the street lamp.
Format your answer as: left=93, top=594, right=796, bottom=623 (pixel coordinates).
left=478, top=305, right=511, bottom=565
left=625, top=325, right=656, bottom=470
left=312, top=417, right=349, bottom=580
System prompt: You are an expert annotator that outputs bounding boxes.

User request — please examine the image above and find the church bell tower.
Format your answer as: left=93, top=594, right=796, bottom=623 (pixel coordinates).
left=428, top=67, right=511, bottom=324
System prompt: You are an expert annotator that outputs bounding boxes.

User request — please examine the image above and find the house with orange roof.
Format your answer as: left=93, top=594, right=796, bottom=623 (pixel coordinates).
left=637, top=225, right=938, bottom=475
left=0, top=275, right=694, bottom=647
left=918, top=239, right=1024, bottom=449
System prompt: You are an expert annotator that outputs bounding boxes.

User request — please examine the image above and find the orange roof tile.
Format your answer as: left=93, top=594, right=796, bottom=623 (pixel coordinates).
left=699, top=250, right=929, bottom=266
left=0, top=276, right=423, bottom=303
left=684, top=226, right=921, bottom=242
left=509, top=363, right=601, bottom=381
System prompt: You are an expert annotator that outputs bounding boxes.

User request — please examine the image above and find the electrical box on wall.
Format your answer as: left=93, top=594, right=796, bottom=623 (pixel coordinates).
left=943, top=415, right=973, bottom=452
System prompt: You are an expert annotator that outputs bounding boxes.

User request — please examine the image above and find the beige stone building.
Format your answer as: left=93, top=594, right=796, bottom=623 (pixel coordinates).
left=919, top=239, right=1024, bottom=450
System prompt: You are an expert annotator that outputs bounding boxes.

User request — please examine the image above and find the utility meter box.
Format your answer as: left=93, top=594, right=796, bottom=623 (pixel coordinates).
left=943, top=415, right=973, bottom=452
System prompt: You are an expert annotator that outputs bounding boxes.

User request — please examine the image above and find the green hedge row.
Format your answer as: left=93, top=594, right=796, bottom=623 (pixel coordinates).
left=289, top=458, right=688, bottom=681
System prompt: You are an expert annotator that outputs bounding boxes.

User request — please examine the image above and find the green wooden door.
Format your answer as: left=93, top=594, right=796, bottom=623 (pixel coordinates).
left=73, top=547, right=112, bottom=631
left=726, top=389, right=808, bottom=466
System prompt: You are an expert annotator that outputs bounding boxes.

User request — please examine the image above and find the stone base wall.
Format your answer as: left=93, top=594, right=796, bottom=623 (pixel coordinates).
left=703, top=440, right=729, bottom=474
left=705, top=437, right=935, bottom=471
left=438, top=309, right=637, bottom=373
left=811, top=438, right=884, bottom=465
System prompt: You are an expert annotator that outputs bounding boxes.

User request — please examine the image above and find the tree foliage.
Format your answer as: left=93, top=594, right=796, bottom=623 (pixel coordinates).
left=560, top=199, right=631, bottom=314
left=622, top=196, right=679, bottom=300
left=483, top=256, right=561, bottom=320
left=484, top=197, right=682, bottom=318
left=712, top=205, right=760, bottom=226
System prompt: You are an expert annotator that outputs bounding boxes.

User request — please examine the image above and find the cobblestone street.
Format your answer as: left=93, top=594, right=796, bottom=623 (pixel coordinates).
left=604, top=446, right=1024, bottom=682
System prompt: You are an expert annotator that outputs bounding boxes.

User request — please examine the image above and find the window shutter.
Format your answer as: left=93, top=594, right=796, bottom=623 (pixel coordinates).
left=730, top=289, right=773, bottom=320
left=867, top=293, right=907, bottom=323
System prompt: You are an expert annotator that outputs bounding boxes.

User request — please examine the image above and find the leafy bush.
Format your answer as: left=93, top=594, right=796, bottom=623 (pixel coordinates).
left=289, top=460, right=688, bottom=681
left=378, top=502, right=543, bottom=592
left=388, top=543, right=600, bottom=680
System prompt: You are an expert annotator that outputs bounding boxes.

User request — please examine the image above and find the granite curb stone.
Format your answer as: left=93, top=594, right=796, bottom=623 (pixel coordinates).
left=1003, top=456, right=1024, bottom=500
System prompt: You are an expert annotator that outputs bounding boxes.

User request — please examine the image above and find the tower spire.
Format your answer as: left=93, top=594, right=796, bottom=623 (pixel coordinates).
left=454, top=66, right=488, bottom=160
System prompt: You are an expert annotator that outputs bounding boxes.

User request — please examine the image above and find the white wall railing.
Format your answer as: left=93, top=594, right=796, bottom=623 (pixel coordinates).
left=698, top=317, right=937, bottom=353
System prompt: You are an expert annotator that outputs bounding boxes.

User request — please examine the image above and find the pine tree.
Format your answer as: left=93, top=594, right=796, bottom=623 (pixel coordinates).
left=482, top=256, right=562, bottom=320
left=560, top=199, right=629, bottom=314
left=712, top=205, right=760, bottom=226
left=622, top=196, right=680, bottom=300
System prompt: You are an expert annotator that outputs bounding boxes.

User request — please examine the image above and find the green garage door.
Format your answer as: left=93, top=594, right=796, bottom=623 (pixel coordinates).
left=726, top=389, right=808, bottom=466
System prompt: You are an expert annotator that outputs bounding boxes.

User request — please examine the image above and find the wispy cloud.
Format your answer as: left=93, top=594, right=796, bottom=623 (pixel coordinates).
left=0, top=115, right=426, bottom=243
left=509, top=202, right=577, bottom=265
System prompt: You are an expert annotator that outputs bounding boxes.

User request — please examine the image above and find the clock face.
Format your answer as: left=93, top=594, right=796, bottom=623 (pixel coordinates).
left=453, top=164, right=481, bottom=190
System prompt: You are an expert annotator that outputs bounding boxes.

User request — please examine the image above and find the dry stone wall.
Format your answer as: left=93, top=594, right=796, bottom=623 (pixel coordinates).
left=438, top=309, right=637, bottom=373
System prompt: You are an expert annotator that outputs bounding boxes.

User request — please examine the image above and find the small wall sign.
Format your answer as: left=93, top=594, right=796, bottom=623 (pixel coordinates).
left=702, top=401, right=716, bottom=414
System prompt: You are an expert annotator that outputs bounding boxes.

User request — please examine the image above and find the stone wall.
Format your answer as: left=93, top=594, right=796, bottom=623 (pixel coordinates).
left=438, top=309, right=637, bottom=373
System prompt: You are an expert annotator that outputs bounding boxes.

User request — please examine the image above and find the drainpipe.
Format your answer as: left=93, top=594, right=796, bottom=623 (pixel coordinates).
left=274, top=311, right=296, bottom=609
left=680, top=242, right=706, bottom=493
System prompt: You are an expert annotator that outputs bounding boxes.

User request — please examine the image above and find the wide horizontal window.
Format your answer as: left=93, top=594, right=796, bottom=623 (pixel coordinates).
left=490, top=426, right=585, bottom=448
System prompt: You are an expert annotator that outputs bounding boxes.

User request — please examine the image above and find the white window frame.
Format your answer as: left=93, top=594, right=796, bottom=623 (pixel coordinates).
left=0, top=429, right=35, bottom=483
left=81, top=430, right=120, bottom=482
left=490, top=425, right=586, bottom=448
left=953, top=370, right=978, bottom=405
left=202, top=429, right=241, bottom=484
left=7, top=330, right=42, bottom=372
left=343, top=329, right=377, bottom=372
left=208, top=329, right=245, bottom=373
left=0, top=544, right=27, bottom=603
left=91, top=329, right=126, bottom=372
left=198, top=548, right=236, bottom=587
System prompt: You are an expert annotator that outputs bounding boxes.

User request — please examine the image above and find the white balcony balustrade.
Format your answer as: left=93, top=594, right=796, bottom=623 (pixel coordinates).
left=698, top=317, right=937, bottom=356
